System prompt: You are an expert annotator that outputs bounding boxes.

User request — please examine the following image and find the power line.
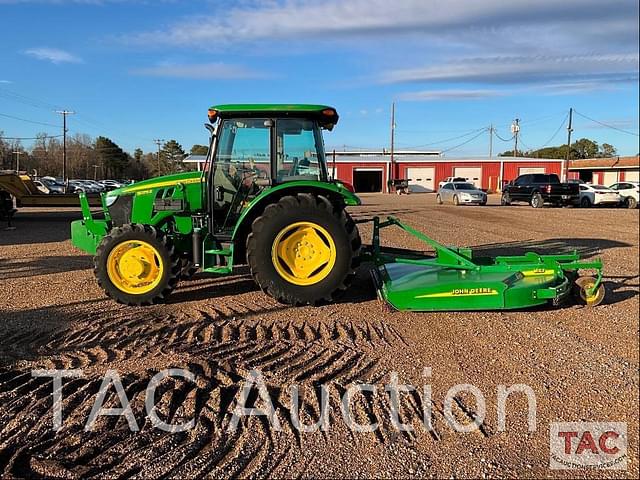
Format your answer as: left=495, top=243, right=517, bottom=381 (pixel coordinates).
left=0, top=112, right=60, bottom=128
left=493, top=129, right=514, bottom=142
left=539, top=111, right=569, bottom=148
left=517, top=134, right=533, bottom=152
left=573, top=110, right=639, bottom=137
left=440, top=129, right=488, bottom=154
left=0, top=134, right=63, bottom=140
left=0, top=87, right=63, bottom=111
left=518, top=112, right=567, bottom=126
left=403, top=127, right=487, bottom=149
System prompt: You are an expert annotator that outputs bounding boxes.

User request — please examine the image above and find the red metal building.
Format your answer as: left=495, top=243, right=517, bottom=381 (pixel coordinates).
left=329, top=152, right=564, bottom=193
left=567, top=156, right=639, bottom=186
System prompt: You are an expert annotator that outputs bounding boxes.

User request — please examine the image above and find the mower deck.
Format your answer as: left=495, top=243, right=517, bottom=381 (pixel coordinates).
left=360, top=216, right=604, bottom=312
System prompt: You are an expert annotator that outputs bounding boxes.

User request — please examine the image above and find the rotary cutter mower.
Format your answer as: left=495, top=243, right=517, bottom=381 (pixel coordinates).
left=363, top=216, right=605, bottom=311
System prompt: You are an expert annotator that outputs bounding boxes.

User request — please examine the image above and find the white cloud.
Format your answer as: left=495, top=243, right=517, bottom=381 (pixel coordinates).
left=398, top=89, right=505, bottom=101
left=382, top=54, right=639, bottom=85
left=0, top=80, right=12, bottom=83
left=24, top=47, right=82, bottom=64
left=125, top=0, right=637, bottom=49
left=119, top=0, right=638, bottom=95
left=130, top=62, right=264, bottom=79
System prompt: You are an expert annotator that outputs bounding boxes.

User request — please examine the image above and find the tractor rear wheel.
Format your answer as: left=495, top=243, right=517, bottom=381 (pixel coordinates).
left=95, top=224, right=180, bottom=306
left=247, top=193, right=361, bottom=305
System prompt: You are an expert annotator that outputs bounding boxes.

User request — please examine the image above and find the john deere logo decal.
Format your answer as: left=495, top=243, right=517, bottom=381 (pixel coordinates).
left=415, top=288, right=499, bottom=298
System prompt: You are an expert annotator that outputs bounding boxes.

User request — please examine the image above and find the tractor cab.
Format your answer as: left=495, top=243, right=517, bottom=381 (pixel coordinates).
left=204, top=105, right=338, bottom=233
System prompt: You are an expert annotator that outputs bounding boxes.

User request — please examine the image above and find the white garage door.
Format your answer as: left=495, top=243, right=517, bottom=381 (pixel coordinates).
left=518, top=167, right=546, bottom=175
left=602, top=171, right=618, bottom=186
left=453, top=167, right=482, bottom=187
left=624, top=170, right=639, bottom=182
left=407, top=167, right=435, bottom=192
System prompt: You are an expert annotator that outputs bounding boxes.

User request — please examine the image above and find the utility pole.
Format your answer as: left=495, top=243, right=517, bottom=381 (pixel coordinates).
left=511, top=118, right=520, bottom=157
left=488, top=124, right=494, bottom=159
left=56, top=110, right=75, bottom=191
left=332, top=149, right=336, bottom=180
left=154, top=139, right=164, bottom=174
left=92, top=164, right=100, bottom=180
left=563, top=108, right=573, bottom=182
left=389, top=102, right=395, bottom=194
left=12, top=151, right=24, bottom=172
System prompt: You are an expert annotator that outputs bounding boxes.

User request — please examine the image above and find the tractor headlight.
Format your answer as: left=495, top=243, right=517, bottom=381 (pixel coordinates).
left=105, top=194, right=118, bottom=207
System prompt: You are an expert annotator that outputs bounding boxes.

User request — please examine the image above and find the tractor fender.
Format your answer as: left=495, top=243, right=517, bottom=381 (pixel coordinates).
left=231, top=181, right=360, bottom=259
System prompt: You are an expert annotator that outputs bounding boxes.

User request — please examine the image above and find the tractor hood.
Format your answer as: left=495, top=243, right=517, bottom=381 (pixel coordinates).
left=112, top=171, right=203, bottom=197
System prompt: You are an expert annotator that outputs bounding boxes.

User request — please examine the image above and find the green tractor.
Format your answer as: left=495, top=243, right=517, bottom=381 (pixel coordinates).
left=71, top=104, right=605, bottom=310
left=72, top=105, right=361, bottom=306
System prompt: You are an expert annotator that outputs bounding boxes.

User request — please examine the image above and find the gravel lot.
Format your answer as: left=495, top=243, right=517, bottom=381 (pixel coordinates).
left=0, top=193, right=638, bottom=478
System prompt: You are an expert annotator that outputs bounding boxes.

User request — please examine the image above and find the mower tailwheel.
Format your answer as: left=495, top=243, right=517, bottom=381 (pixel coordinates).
left=247, top=193, right=361, bottom=305
left=573, top=276, right=605, bottom=307
left=95, top=223, right=181, bottom=306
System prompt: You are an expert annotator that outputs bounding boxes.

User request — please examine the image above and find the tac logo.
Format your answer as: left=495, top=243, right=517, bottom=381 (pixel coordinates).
left=550, top=422, right=627, bottom=470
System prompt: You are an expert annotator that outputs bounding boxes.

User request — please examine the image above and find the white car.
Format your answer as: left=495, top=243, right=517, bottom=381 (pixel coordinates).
left=578, top=184, right=621, bottom=207
left=438, top=176, right=467, bottom=189
left=437, top=182, right=487, bottom=206
left=609, top=181, right=639, bottom=208
left=33, top=180, right=49, bottom=194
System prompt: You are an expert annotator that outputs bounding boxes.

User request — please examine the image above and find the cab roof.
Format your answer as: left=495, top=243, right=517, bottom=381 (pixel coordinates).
left=212, top=104, right=333, bottom=114
left=208, top=104, right=339, bottom=127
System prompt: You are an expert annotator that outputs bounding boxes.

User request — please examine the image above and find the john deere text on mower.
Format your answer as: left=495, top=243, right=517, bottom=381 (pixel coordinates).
left=70, top=104, right=604, bottom=310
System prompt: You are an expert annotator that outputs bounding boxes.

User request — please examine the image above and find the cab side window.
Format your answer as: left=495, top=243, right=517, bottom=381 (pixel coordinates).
left=276, top=119, right=326, bottom=182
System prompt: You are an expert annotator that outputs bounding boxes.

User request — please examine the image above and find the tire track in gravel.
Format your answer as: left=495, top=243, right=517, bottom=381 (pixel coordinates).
left=0, top=301, right=435, bottom=478
left=0, top=298, right=492, bottom=478
left=0, top=362, right=487, bottom=478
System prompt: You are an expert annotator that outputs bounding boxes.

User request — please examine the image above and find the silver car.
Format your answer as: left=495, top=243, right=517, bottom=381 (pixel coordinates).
left=437, top=182, right=487, bottom=206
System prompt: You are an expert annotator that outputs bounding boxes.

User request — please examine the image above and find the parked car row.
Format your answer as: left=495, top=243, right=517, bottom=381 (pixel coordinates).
left=436, top=174, right=639, bottom=208
left=33, top=178, right=129, bottom=194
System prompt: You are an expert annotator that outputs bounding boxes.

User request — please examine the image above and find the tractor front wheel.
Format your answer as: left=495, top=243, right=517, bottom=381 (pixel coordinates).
left=247, top=194, right=361, bottom=305
left=94, top=224, right=180, bottom=306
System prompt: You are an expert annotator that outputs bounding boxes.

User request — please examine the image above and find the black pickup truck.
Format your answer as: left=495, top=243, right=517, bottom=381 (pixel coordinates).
left=501, top=173, right=580, bottom=208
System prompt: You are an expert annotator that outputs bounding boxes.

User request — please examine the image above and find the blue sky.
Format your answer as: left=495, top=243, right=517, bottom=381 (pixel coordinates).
left=0, top=0, right=638, bottom=156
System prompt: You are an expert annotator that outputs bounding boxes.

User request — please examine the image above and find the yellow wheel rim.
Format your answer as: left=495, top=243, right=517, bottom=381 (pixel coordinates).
left=271, top=221, right=337, bottom=286
left=106, top=240, right=164, bottom=294
left=583, top=283, right=599, bottom=305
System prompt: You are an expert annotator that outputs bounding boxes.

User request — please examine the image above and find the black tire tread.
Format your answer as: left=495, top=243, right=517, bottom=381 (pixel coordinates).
left=246, top=193, right=361, bottom=306
left=94, top=223, right=181, bottom=306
